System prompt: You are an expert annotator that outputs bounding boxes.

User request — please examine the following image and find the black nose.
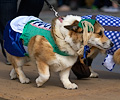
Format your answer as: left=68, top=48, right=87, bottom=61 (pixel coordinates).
left=110, top=42, right=114, bottom=47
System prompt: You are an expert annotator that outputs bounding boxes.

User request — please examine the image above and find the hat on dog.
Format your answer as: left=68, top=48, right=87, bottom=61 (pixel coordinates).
left=78, top=19, right=96, bottom=32
left=77, top=19, right=96, bottom=58
left=78, top=19, right=96, bottom=45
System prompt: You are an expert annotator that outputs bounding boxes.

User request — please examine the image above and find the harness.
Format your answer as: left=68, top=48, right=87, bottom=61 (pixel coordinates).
left=21, top=20, right=70, bottom=56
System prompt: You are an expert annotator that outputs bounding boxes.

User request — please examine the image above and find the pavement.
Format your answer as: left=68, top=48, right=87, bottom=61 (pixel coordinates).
left=0, top=8, right=120, bottom=100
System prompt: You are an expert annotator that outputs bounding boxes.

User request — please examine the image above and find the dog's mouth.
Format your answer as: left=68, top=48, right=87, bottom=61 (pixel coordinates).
left=96, top=44, right=110, bottom=50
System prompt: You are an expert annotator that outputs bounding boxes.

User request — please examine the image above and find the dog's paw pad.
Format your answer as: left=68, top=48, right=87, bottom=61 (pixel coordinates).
left=90, top=72, right=99, bottom=78
left=64, top=83, right=78, bottom=90
left=20, top=77, right=30, bottom=84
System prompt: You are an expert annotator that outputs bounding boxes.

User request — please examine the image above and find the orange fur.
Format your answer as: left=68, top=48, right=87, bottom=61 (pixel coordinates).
left=113, top=49, right=120, bottom=64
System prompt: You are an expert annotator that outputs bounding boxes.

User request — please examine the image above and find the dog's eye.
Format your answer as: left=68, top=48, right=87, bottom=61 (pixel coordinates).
left=98, top=31, right=102, bottom=36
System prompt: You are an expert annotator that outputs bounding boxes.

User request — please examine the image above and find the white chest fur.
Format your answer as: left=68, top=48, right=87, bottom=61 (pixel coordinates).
left=49, top=54, right=78, bottom=72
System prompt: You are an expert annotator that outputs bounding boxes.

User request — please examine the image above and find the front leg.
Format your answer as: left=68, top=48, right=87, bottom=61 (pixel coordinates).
left=89, top=66, right=99, bottom=78
left=59, top=67, right=78, bottom=89
left=10, top=68, right=17, bottom=79
left=84, top=58, right=99, bottom=78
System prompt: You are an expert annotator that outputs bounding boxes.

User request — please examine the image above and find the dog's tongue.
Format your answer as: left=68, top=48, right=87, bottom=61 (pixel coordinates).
left=58, top=17, right=63, bottom=23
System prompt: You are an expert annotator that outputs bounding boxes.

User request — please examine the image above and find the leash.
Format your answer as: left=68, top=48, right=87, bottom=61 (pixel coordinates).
left=44, top=0, right=60, bottom=17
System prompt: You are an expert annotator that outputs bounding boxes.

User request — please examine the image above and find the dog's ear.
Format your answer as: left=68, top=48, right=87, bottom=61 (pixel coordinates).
left=94, top=21, right=104, bottom=33
left=64, top=25, right=78, bottom=31
left=64, top=25, right=83, bottom=33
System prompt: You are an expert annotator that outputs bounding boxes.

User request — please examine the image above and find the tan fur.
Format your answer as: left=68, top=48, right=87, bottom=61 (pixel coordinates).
left=113, top=49, right=120, bottom=64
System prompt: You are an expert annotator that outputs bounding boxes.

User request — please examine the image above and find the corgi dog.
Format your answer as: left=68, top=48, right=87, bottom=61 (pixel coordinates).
left=4, top=15, right=112, bottom=89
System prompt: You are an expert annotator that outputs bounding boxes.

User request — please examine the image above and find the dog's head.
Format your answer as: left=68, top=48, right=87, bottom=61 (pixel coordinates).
left=51, top=15, right=112, bottom=52
left=51, top=15, right=83, bottom=52
left=87, top=21, right=113, bottom=50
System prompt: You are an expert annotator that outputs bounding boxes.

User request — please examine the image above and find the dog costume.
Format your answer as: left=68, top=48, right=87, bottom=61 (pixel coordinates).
left=4, top=16, right=40, bottom=57
left=82, top=15, right=120, bottom=71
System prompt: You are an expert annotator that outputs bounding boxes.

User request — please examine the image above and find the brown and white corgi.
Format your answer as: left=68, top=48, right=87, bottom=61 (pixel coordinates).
left=4, top=15, right=112, bottom=89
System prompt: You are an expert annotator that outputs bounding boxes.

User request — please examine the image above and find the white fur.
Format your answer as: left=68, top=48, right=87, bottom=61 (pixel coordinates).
left=63, top=15, right=82, bottom=25
left=59, top=67, right=78, bottom=89
left=36, top=74, right=50, bottom=87
left=54, top=15, right=82, bottom=56
left=65, top=36, right=81, bottom=51
left=55, top=54, right=77, bottom=68
left=89, top=66, right=99, bottom=78
left=10, top=68, right=17, bottom=79
left=60, top=15, right=82, bottom=52
left=60, top=15, right=81, bottom=37
left=49, top=54, right=78, bottom=72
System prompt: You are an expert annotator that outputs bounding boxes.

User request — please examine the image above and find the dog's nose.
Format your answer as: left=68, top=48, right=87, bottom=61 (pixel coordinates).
left=110, top=42, right=114, bottom=47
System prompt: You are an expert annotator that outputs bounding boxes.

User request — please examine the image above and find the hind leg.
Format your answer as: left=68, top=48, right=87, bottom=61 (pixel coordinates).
left=35, top=59, right=50, bottom=87
left=7, top=54, right=30, bottom=83
left=10, top=68, right=17, bottom=79
left=12, top=57, right=30, bottom=83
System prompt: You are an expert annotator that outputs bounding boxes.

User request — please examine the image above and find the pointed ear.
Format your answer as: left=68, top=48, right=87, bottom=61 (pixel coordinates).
left=94, top=21, right=104, bottom=33
left=64, top=25, right=78, bottom=31
left=64, top=25, right=83, bottom=33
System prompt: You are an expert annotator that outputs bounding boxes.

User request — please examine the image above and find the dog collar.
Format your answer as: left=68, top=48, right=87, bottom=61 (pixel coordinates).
left=78, top=19, right=96, bottom=32
left=58, top=17, right=63, bottom=23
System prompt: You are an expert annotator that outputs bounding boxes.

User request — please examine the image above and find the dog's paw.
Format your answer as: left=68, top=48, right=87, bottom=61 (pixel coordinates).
left=36, top=78, right=43, bottom=87
left=10, top=69, right=17, bottom=80
left=10, top=73, right=17, bottom=80
left=64, top=83, right=78, bottom=90
left=36, top=83, right=42, bottom=87
left=19, top=77, right=30, bottom=84
left=90, top=72, right=99, bottom=78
